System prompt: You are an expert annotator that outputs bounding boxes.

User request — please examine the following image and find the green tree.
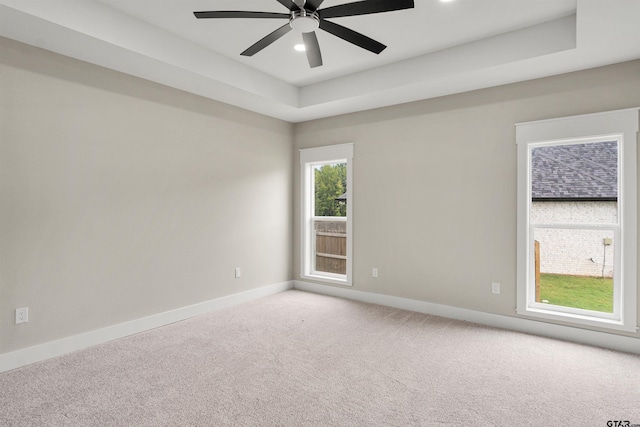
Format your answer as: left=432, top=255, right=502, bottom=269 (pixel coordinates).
left=314, top=163, right=346, bottom=216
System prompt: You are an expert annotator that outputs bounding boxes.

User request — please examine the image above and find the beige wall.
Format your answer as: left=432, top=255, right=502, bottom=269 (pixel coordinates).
left=0, top=37, right=294, bottom=354
left=2, top=34, right=640, bottom=357
left=294, top=59, right=640, bottom=337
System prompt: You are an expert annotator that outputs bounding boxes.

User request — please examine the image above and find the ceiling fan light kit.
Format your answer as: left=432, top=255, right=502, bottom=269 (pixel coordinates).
left=290, top=10, right=320, bottom=33
left=194, top=0, right=415, bottom=68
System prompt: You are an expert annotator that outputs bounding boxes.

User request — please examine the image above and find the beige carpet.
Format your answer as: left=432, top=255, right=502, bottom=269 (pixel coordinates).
left=1, top=290, right=639, bottom=426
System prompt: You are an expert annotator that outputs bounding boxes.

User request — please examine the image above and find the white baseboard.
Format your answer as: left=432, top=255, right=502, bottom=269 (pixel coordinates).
left=4, top=279, right=636, bottom=373
left=293, top=280, right=640, bottom=355
left=0, top=281, right=293, bottom=373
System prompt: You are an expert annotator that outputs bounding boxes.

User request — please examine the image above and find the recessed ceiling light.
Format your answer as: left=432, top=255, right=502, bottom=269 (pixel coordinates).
left=294, top=44, right=306, bottom=52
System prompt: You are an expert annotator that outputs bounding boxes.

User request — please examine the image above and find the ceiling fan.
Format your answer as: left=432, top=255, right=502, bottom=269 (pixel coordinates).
left=194, top=0, right=415, bottom=68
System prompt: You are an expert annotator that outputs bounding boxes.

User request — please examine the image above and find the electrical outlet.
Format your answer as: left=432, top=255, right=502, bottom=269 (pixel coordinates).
left=372, top=268, right=378, bottom=278
left=491, top=282, right=501, bottom=295
left=15, top=307, right=29, bottom=324
left=235, top=267, right=241, bottom=279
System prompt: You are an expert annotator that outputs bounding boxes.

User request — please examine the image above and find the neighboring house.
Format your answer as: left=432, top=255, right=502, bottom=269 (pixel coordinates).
left=531, top=141, right=617, bottom=278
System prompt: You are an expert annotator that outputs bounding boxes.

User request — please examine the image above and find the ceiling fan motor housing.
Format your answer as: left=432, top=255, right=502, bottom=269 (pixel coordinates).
left=289, top=10, right=320, bottom=33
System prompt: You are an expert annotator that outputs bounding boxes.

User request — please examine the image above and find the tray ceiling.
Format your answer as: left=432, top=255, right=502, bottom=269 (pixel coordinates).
left=1, top=0, right=639, bottom=122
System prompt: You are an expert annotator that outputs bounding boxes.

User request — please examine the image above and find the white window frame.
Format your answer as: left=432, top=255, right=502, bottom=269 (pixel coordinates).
left=516, top=108, right=639, bottom=332
left=300, top=143, right=353, bottom=286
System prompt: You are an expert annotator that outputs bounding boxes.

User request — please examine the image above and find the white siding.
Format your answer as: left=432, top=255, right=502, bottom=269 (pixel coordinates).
left=531, top=201, right=616, bottom=277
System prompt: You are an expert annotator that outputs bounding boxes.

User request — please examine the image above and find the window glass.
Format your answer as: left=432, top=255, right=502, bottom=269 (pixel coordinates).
left=532, top=227, right=615, bottom=313
left=314, top=163, right=347, bottom=217
left=313, top=162, right=347, bottom=275
left=530, top=140, right=617, bottom=315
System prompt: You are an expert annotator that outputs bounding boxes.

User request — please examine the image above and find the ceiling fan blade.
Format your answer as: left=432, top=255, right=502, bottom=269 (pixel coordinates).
left=319, top=0, right=414, bottom=19
left=194, top=11, right=289, bottom=19
left=276, top=0, right=300, bottom=11
left=319, top=19, right=386, bottom=54
left=241, top=23, right=292, bottom=56
left=305, top=0, right=325, bottom=12
left=302, top=32, right=323, bottom=68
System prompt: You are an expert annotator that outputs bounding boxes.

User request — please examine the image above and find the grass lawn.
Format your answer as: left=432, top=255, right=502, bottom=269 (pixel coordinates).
left=539, top=273, right=613, bottom=313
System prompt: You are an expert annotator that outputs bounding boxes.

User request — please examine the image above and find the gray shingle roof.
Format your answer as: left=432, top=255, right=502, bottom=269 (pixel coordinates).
left=531, top=141, right=617, bottom=200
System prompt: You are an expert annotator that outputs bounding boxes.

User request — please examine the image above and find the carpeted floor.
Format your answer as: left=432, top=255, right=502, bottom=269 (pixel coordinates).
left=1, top=290, right=639, bottom=426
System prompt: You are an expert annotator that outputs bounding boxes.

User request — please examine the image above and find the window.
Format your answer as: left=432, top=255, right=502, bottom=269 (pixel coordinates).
left=516, top=109, right=638, bottom=332
left=300, top=144, right=353, bottom=285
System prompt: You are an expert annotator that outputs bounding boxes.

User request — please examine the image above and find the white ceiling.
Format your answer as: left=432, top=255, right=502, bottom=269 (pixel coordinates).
left=1, top=0, right=640, bottom=123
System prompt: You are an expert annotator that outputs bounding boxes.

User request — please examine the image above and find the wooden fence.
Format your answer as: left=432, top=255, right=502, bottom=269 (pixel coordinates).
left=314, top=220, right=347, bottom=275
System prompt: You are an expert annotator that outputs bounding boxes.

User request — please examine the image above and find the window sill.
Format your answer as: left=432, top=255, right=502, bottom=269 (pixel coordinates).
left=300, top=273, right=352, bottom=287
left=516, top=306, right=638, bottom=333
